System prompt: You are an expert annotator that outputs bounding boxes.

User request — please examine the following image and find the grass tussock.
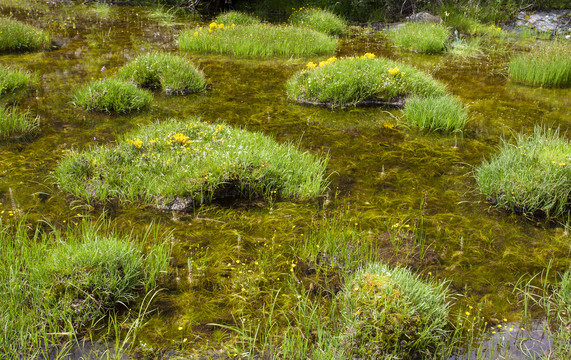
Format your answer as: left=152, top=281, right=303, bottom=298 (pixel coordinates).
left=289, top=7, right=347, bottom=36
left=0, top=219, right=170, bottom=358
left=178, top=23, right=337, bottom=58
left=403, top=95, right=468, bottom=131
left=214, top=11, right=260, bottom=25
left=286, top=54, right=446, bottom=106
left=0, top=17, right=50, bottom=53
left=510, top=41, right=571, bottom=88
left=340, top=262, right=450, bottom=358
left=388, top=22, right=451, bottom=53
left=475, top=126, right=571, bottom=218
left=72, top=78, right=153, bottom=113
left=54, top=118, right=328, bottom=209
left=0, top=65, right=33, bottom=96
left=0, top=105, right=39, bottom=140
left=118, top=52, right=206, bottom=95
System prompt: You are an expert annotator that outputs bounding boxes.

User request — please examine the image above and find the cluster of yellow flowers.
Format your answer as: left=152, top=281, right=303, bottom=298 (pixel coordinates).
left=169, top=133, right=191, bottom=146
left=193, top=22, right=236, bottom=36
left=388, top=67, right=400, bottom=76
left=488, top=24, right=502, bottom=32
left=360, top=52, right=375, bottom=59
left=306, top=53, right=376, bottom=70
left=126, top=138, right=143, bottom=149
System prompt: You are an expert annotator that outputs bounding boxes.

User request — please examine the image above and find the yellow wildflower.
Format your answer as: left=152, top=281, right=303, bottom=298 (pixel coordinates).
left=361, top=52, right=375, bottom=59
left=194, top=31, right=198, bottom=36
left=170, top=133, right=190, bottom=145
left=209, top=22, right=217, bottom=29
left=218, top=23, right=225, bottom=29
left=306, top=61, right=317, bottom=69
left=388, top=67, right=400, bottom=76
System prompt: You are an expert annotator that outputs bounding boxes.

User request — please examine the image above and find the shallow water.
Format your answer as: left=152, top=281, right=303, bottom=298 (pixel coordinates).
left=1, top=2, right=570, bottom=358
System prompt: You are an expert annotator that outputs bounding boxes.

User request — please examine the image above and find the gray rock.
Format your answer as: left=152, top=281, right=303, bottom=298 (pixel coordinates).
left=406, top=11, right=442, bottom=23
left=515, top=9, right=570, bottom=33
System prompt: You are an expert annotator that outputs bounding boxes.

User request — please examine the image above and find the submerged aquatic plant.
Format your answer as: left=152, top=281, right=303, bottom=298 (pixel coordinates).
left=0, top=17, right=50, bottom=52
left=286, top=55, right=446, bottom=106
left=510, top=41, right=571, bottom=88
left=72, top=78, right=153, bottom=113
left=54, top=118, right=328, bottom=209
left=0, top=218, right=171, bottom=357
left=388, top=22, right=451, bottom=53
left=289, top=7, right=347, bottom=36
left=118, top=52, right=206, bottom=95
left=339, top=262, right=450, bottom=358
left=178, top=23, right=337, bottom=58
left=475, top=126, right=571, bottom=217
left=403, top=94, right=468, bottom=131
left=0, top=105, right=39, bottom=140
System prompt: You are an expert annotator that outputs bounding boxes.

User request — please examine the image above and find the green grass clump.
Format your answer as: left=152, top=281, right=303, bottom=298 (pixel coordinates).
left=72, top=78, right=153, bottom=113
left=0, top=105, right=39, bottom=140
left=475, top=126, right=571, bottom=217
left=403, top=95, right=467, bottom=131
left=0, top=17, right=50, bottom=53
left=118, top=52, right=206, bottom=95
left=510, top=41, right=571, bottom=88
left=339, top=262, right=450, bottom=358
left=0, top=66, right=33, bottom=96
left=214, top=11, right=260, bottom=25
left=289, top=7, right=347, bottom=36
left=178, top=23, right=337, bottom=58
left=388, top=22, right=451, bottom=53
left=0, top=219, right=170, bottom=357
left=54, top=118, right=328, bottom=209
left=286, top=55, right=446, bottom=107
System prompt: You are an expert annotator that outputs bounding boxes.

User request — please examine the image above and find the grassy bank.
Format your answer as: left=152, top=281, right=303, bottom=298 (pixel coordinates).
left=0, top=218, right=170, bottom=358
left=403, top=95, right=468, bottom=131
left=0, top=65, right=33, bottom=96
left=286, top=54, right=446, bottom=106
left=0, top=105, right=39, bottom=140
left=178, top=23, right=337, bottom=58
left=0, top=17, right=50, bottom=52
left=388, top=22, right=451, bottom=54
left=475, top=126, right=571, bottom=217
left=289, top=7, right=347, bottom=36
left=510, top=41, right=571, bottom=88
left=118, top=52, right=206, bottom=95
left=55, top=118, right=328, bottom=209
left=72, top=78, right=153, bottom=113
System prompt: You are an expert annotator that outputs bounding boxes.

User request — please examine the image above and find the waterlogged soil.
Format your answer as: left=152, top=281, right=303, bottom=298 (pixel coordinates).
left=1, top=2, right=570, bottom=358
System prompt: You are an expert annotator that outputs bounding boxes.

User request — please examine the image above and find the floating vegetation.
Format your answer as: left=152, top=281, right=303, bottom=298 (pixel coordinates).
left=289, top=7, right=347, bottom=36
left=118, top=52, right=206, bottom=95
left=178, top=23, right=337, bottom=58
left=0, top=65, right=33, bottom=96
left=403, top=94, right=468, bottom=131
left=72, top=78, right=153, bottom=113
left=0, top=17, right=50, bottom=53
left=286, top=54, right=446, bottom=107
left=510, top=41, right=571, bottom=88
left=475, top=126, right=571, bottom=218
left=214, top=11, right=260, bottom=25
left=54, top=119, right=328, bottom=209
left=339, top=262, right=450, bottom=358
left=0, top=218, right=171, bottom=357
left=388, top=22, right=451, bottom=53
left=0, top=105, right=39, bottom=140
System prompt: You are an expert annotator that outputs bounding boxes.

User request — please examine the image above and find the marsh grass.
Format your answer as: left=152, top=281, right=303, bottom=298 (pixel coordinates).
left=214, top=11, right=260, bottom=25
left=0, top=17, right=50, bottom=52
left=403, top=95, right=468, bottom=131
left=91, top=2, right=112, bottom=19
left=54, top=118, right=328, bottom=209
left=118, top=52, right=206, bottom=95
left=340, top=262, right=450, bottom=358
left=510, top=41, right=571, bottom=88
left=0, top=218, right=171, bottom=358
left=289, top=7, right=347, bottom=36
left=0, top=105, right=39, bottom=140
left=0, top=65, right=33, bottom=96
left=475, top=126, right=571, bottom=218
left=178, top=23, right=337, bottom=58
left=448, top=37, right=484, bottom=58
left=286, top=55, right=446, bottom=107
left=72, top=78, right=153, bottom=113
left=388, top=22, right=451, bottom=53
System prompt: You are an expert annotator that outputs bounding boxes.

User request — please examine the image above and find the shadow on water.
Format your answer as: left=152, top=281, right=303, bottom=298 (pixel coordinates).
left=1, top=1, right=570, bottom=358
